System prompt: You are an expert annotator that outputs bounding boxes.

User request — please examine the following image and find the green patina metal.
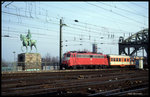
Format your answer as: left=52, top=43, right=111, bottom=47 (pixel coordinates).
left=20, top=29, right=37, bottom=53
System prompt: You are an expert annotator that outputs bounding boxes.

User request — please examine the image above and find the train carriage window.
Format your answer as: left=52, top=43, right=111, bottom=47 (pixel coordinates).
left=90, top=55, right=93, bottom=58
left=127, top=59, right=129, bottom=62
left=124, top=58, right=126, bottom=62
left=83, top=55, right=85, bottom=58
left=76, top=55, right=78, bottom=57
left=84, top=55, right=88, bottom=58
left=114, top=58, right=115, bottom=61
left=80, top=55, right=82, bottom=58
left=76, top=54, right=89, bottom=58
left=85, top=55, right=87, bottom=58
left=81, top=55, right=84, bottom=58
left=76, top=54, right=80, bottom=58
left=79, top=55, right=81, bottom=58
left=85, top=55, right=88, bottom=58
left=82, top=55, right=85, bottom=58
left=111, top=58, right=113, bottom=61
left=119, top=58, right=121, bottom=62
left=99, top=55, right=104, bottom=58
left=116, top=58, right=118, bottom=61
left=78, top=55, right=80, bottom=57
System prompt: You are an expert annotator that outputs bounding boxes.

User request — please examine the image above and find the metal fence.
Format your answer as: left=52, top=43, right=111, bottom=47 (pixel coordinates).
left=1, top=62, right=59, bottom=72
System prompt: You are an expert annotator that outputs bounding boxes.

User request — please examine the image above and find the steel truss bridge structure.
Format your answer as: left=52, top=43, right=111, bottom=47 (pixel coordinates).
left=118, top=28, right=149, bottom=58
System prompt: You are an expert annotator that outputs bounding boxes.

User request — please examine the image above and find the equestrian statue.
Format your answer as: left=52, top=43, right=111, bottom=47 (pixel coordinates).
left=20, top=29, right=37, bottom=53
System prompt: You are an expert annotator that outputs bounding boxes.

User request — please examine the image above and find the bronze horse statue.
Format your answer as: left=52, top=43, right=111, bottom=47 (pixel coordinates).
left=20, top=33, right=37, bottom=53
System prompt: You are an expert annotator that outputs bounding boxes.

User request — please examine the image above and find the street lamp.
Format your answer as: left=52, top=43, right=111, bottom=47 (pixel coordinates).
left=13, top=51, right=16, bottom=62
left=2, top=35, right=10, bottom=37
left=59, top=19, right=79, bottom=70
left=13, top=51, right=16, bottom=71
left=74, top=20, right=79, bottom=22
left=59, top=18, right=67, bottom=69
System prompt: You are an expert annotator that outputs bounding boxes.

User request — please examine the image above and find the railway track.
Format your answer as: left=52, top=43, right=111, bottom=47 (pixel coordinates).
left=2, top=68, right=149, bottom=96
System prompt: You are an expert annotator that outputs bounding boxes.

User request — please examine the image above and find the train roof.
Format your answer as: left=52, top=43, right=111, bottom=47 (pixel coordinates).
left=107, top=54, right=144, bottom=58
left=108, top=55, right=130, bottom=58
left=65, top=51, right=104, bottom=55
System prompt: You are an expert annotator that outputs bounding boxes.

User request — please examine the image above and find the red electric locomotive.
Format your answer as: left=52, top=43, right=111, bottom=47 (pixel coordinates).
left=61, top=51, right=145, bottom=69
left=61, top=51, right=109, bottom=69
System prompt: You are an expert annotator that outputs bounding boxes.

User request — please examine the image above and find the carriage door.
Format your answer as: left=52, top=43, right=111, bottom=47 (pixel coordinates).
left=72, top=54, right=76, bottom=66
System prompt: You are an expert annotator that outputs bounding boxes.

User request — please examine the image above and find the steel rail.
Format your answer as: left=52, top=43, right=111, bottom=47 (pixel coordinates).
left=88, top=82, right=149, bottom=96
left=2, top=71, right=147, bottom=89
left=107, top=87, right=148, bottom=96
left=2, top=69, right=146, bottom=82
left=2, top=76, right=148, bottom=96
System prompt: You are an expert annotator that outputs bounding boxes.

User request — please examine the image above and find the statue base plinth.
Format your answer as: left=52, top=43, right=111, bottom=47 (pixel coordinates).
left=18, top=53, right=41, bottom=71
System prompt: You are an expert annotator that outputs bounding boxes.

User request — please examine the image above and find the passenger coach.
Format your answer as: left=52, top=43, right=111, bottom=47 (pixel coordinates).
left=61, top=51, right=143, bottom=69
left=107, top=55, right=137, bottom=67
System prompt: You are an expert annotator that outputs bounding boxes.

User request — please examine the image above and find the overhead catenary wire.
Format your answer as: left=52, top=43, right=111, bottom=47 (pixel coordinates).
left=3, top=17, right=121, bottom=43
left=3, top=4, right=144, bottom=34
left=2, top=10, right=134, bottom=42
left=7, top=2, right=146, bottom=30
left=85, top=2, right=147, bottom=26
left=4, top=1, right=14, bottom=8
left=2, top=2, right=147, bottom=48
left=2, top=26, right=119, bottom=47
left=130, top=2, right=148, bottom=10
left=2, top=17, right=131, bottom=47
left=2, top=11, right=127, bottom=39
left=99, top=2, right=148, bottom=18
left=2, top=1, right=147, bottom=32
left=42, top=2, right=146, bottom=29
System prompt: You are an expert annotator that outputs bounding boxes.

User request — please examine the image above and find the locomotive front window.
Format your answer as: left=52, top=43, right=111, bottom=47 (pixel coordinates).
left=63, top=53, right=70, bottom=60
left=67, top=54, right=70, bottom=57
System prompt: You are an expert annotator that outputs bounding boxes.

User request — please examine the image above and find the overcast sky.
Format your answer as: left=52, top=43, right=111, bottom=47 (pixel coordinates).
left=2, top=1, right=148, bottom=62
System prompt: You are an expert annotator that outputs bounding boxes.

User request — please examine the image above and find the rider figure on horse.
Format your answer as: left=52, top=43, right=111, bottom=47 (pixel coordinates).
left=20, top=29, right=37, bottom=52
left=26, top=29, right=32, bottom=46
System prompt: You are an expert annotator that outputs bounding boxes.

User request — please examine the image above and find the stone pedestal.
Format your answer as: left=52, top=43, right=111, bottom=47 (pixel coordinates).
left=18, top=53, right=41, bottom=71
